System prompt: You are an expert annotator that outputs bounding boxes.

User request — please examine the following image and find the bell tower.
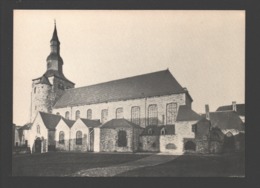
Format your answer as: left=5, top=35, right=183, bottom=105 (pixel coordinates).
left=30, top=22, right=75, bottom=122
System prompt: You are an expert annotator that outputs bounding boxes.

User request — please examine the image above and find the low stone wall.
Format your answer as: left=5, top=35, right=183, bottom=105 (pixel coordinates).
left=160, top=135, right=183, bottom=154
left=56, top=140, right=70, bottom=151
left=70, top=135, right=88, bottom=152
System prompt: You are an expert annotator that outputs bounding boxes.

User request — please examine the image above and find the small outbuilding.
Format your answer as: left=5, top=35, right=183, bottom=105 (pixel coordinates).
left=100, top=119, right=143, bottom=152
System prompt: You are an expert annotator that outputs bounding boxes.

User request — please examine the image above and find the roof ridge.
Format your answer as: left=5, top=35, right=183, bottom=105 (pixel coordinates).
left=64, top=69, right=170, bottom=91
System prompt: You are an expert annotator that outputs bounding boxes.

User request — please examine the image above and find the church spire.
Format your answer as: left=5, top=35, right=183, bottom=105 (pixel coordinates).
left=51, top=20, right=60, bottom=43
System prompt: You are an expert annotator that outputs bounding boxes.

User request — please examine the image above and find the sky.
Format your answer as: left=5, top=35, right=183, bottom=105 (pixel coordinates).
left=13, top=10, right=245, bottom=125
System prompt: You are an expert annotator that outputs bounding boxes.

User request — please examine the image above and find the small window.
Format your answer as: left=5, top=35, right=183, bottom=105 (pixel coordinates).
left=59, top=131, right=65, bottom=144
left=34, top=87, right=36, bottom=93
left=75, top=110, right=80, bottom=120
left=192, top=124, right=197, bottom=133
left=37, top=125, right=40, bottom=134
left=101, top=109, right=108, bottom=123
left=87, top=109, right=92, bottom=120
left=118, top=130, right=127, bottom=147
left=152, top=142, right=156, bottom=148
left=76, top=131, right=82, bottom=145
left=116, top=108, right=123, bottom=119
left=56, top=112, right=60, bottom=115
left=65, top=111, right=70, bottom=119
left=161, top=128, right=166, bottom=135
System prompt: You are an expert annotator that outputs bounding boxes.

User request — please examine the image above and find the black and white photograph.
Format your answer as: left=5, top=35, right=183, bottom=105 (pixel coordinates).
left=12, top=10, right=245, bottom=177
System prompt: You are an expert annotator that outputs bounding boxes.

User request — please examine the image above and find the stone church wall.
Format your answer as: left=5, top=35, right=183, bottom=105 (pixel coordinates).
left=53, top=93, right=188, bottom=128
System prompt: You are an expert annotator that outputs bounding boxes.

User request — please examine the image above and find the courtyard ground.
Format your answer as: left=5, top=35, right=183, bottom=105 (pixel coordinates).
left=12, top=152, right=244, bottom=177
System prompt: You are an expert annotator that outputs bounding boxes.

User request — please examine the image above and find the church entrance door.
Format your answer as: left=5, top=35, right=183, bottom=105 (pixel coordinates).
left=35, top=138, right=42, bottom=153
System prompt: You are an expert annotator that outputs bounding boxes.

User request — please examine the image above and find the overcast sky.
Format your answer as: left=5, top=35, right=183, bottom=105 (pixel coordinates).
left=13, top=10, right=245, bottom=125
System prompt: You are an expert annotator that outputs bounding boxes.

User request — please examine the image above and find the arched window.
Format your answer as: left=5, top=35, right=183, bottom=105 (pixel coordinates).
left=37, top=125, right=40, bottom=134
left=116, top=108, right=123, bottom=119
left=101, top=109, right=108, bottom=123
left=118, top=130, right=127, bottom=147
left=65, top=111, right=70, bottom=119
left=76, top=131, right=82, bottom=145
left=75, top=110, right=80, bottom=120
left=148, top=104, right=158, bottom=125
left=161, top=128, right=166, bottom=135
left=87, top=109, right=92, bottom=120
left=59, top=131, right=65, bottom=144
left=131, top=106, right=140, bottom=125
left=166, top=103, right=177, bottom=124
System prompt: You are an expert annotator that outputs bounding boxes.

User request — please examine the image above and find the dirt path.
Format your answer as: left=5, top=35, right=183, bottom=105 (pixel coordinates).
left=70, top=154, right=179, bottom=177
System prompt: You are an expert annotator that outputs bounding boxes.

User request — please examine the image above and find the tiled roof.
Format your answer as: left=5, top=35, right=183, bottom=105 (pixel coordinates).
left=201, top=111, right=244, bottom=131
left=100, top=119, right=142, bottom=129
left=61, top=118, right=75, bottom=128
left=80, top=118, right=101, bottom=128
left=216, top=104, right=245, bottom=116
left=39, top=112, right=62, bottom=131
left=33, top=69, right=74, bottom=84
left=54, top=70, right=187, bottom=108
left=176, top=105, right=202, bottom=121
left=20, top=123, right=33, bottom=130
left=141, top=125, right=175, bottom=136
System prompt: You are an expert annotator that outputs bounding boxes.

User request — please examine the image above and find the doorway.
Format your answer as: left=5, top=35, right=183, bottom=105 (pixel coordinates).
left=35, top=137, right=42, bottom=153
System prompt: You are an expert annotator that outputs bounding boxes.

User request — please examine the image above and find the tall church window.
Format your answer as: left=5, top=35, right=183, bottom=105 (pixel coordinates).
left=118, top=130, right=127, bottom=147
left=75, top=110, right=80, bottom=120
left=65, top=111, right=70, bottom=119
left=59, top=131, right=65, bottom=144
left=76, top=131, right=82, bottom=145
left=116, top=108, right=123, bottom=119
left=131, top=106, right=140, bottom=125
left=148, top=104, right=158, bottom=125
left=166, top=103, right=177, bottom=124
left=101, top=109, right=108, bottom=123
left=87, top=109, right=92, bottom=120
left=37, top=125, right=40, bottom=134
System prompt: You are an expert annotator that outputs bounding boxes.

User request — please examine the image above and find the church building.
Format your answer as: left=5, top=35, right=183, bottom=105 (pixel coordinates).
left=21, top=24, right=213, bottom=154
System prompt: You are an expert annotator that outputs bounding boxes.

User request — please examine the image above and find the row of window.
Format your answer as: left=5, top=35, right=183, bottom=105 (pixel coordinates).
left=58, top=130, right=127, bottom=147
left=147, top=124, right=197, bottom=135
left=60, top=103, right=178, bottom=125
left=59, top=131, right=83, bottom=145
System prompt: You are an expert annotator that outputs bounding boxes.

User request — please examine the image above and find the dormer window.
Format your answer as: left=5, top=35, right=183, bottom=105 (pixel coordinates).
left=161, top=128, right=166, bottom=135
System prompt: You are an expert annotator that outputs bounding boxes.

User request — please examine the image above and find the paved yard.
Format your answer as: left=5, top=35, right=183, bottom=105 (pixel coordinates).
left=12, top=152, right=244, bottom=177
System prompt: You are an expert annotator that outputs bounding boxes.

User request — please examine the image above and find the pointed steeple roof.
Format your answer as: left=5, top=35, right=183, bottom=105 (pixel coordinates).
left=51, top=21, right=60, bottom=43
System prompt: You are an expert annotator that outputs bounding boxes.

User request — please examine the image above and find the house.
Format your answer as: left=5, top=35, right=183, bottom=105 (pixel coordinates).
left=70, top=118, right=101, bottom=152
left=202, top=104, right=245, bottom=152
left=140, top=105, right=211, bottom=154
left=99, top=119, right=143, bottom=152
left=216, top=101, right=245, bottom=123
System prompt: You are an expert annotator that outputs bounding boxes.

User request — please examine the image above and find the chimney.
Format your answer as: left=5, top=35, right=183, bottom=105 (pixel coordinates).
left=232, top=101, right=237, bottom=111
left=205, top=104, right=210, bottom=120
